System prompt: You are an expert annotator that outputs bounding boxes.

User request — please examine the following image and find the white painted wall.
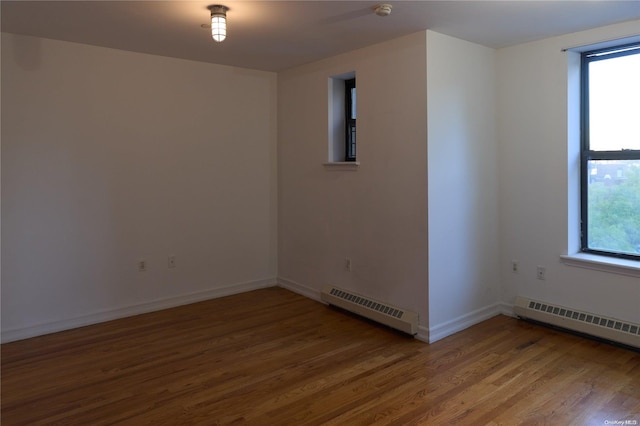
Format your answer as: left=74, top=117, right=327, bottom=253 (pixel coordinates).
left=277, top=32, right=429, bottom=332
left=426, top=31, right=501, bottom=341
left=1, top=33, right=278, bottom=341
left=4, top=20, right=637, bottom=345
left=497, top=20, right=640, bottom=323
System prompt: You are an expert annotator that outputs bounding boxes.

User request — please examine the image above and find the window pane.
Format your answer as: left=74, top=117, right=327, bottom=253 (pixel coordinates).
left=351, top=88, right=356, bottom=119
left=587, top=159, right=640, bottom=255
left=588, top=53, right=640, bottom=151
left=347, top=120, right=356, bottom=159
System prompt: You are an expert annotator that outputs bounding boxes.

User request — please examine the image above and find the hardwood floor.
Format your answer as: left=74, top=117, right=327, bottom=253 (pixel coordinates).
left=2, top=287, right=639, bottom=425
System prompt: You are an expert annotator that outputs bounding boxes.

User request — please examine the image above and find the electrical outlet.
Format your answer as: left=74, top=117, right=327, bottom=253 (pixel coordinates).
left=138, top=259, right=147, bottom=272
left=511, top=260, right=519, bottom=273
left=536, top=265, right=546, bottom=280
left=345, top=258, right=352, bottom=272
left=168, top=255, right=176, bottom=269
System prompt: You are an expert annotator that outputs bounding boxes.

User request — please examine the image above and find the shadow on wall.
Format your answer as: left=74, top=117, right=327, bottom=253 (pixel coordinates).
left=11, top=35, right=43, bottom=71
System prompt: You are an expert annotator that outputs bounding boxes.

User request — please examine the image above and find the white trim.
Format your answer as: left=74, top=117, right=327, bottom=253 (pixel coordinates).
left=499, top=302, right=516, bottom=318
left=560, top=253, right=640, bottom=278
left=322, top=162, right=360, bottom=171
left=428, top=302, right=504, bottom=343
left=1, top=278, right=277, bottom=343
left=279, top=278, right=428, bottom=342
left=416, top=325, right=429, bottom=343
left=277, top=276, right=322, bottom=302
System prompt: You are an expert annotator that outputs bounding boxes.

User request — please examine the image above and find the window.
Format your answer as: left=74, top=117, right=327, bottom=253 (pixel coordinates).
left=581, top=42, right=640, bottom=260
left=326, top=73, right=358, bottom=169
left=345, top=78, right=356, bottom=161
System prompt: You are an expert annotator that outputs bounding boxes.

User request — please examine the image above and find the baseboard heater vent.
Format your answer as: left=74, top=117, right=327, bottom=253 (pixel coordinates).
left=320, top=286, right=418, bottom=335
left=513, top=296, right=640, bottom=349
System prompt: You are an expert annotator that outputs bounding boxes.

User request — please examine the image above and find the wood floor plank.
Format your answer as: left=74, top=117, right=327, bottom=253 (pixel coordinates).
left=2, top=287, right=639, bottom=425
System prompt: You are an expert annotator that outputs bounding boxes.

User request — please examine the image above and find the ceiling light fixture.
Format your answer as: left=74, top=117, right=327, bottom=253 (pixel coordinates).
left=374, top=4, right=393, bottom=16
left=208, top=5, right=228, bottom=42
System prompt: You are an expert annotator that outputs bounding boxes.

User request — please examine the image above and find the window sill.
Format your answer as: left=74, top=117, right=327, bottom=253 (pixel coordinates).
left=559, top=253, right=640, bottom=278
left=323, top=162, right=360, bottom=171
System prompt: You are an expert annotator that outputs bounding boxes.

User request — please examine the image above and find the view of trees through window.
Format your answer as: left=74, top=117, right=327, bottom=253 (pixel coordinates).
left=584, top=45, right=640, bottom=258
left=587, top=159, right=640, bottom=255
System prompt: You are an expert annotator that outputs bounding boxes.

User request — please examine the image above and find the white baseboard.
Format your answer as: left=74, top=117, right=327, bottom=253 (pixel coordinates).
left=1, top=277, right=277, bottom=343
left=416, top=325, right=429, bottom=343
left=428, top=302, right=505, bottom=343
left=499, top=302, right=516, bottom=317
left=278, top=278, right=430, bottom=342
left=5, top=276, right=513, bottom=346
left=277, top=276, right=322, bottom=302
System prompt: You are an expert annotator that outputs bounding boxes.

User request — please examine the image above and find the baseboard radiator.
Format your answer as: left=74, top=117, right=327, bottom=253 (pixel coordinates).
left=513, top=296, right=640, bottom=349
left=320, top=286, right=418, bottom=335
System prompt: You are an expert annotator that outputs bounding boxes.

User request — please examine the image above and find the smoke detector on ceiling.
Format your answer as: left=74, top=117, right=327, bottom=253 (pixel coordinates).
left=374, top=4, right=393, bottom=17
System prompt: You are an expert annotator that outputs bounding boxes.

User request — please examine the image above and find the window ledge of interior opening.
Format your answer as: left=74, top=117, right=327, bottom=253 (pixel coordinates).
left=559, top=253, right=640, bottom=278
left=323, top=162, right=360, bottom=171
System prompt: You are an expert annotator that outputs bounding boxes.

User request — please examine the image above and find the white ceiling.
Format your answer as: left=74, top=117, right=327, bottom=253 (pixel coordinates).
left=2, top=1, right=640, bottom=72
